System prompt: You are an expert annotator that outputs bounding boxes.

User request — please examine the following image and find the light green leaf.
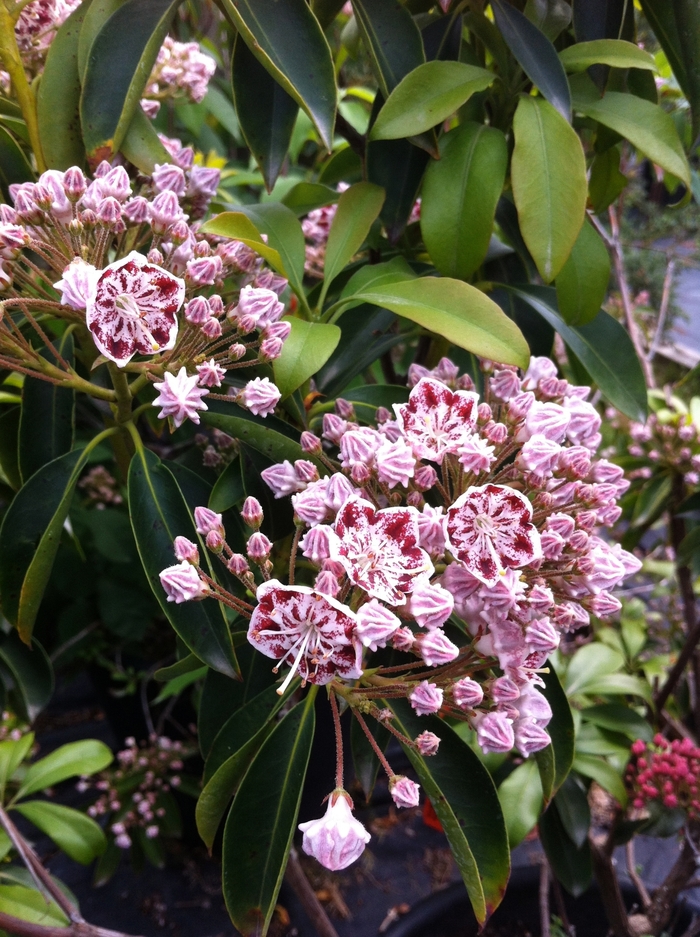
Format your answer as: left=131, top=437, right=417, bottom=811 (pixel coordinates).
left=321, top=182, right=385, bottom=303
left=200, top=212, right=285, bottom=275
left=152, top=666, right=207, bottom=704
left=120, top=105, right=172, bottom=174
left=0, top=734, right=34, bottom=800
left=370, top=62, right=495, bottom=140
left=560, top=40, right=657, bottom=72
left=353, top=277, right=530, bottom=369
left=555, top=218, right=611, bottom=326
left=281, top=182, right=338, bottom=216
left=581, top=704, right=653, bottom=742
left=573, top=754, right=627, bottom=806
left=15, top=801, right=107, bottom=864
left=511, top=96, right=587, bottom=282
left=573, top=91, right=690, bottom=187
left=16, top=740, right=112, bottom=799
left=589, top=147, right=628, bottom=213
left=563, top=644, right=624, bottom=697
left=0, top=884, right=68, bottom=927
left=498, top=760, right=543, bottom=848
left=272, top=319, right=341, bottom=399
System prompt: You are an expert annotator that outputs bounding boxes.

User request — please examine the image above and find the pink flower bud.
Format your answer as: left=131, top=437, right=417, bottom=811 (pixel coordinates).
left=262, top=461, right=305, bottom=497
left=63, top=166, right=87, bottom=200
left=409, top=681, right=443, bottom=716
left=351, top=464, right=371, bottom=484
left=408, top=580, right=454, bottom=630
left=301, top=432, right=322, bottom=454
left=194, top=506, right=223, bottom=536
left=507, top=391, right=536, bottom=422
left=414, top=465, right=438, bottom=491
left=100, top=166, right=131, bottom=201
left=298, top=790, right=370, bottom=871
left=477, top=403, right=492, bottom=423
left=196, top=359, right=226, bottom=388
left=260, top=337, right=284, bottom=360
left=452, top=677, right=484, bottom=709
left=390, top=776, right=420, bottom=809
left=123, top=196, right=150, bottom=224
left=526, top=618, right=559, bottom=652
left=458, top=434, right=495, bottom=474
left=392, top=627, right=416, bottom=653
left=415, top=731, right=440, bottom=756
left=325, top=473, right=355, bottom=512
left=229, top=343, right=246, bottom=360
left=376, top=439, right=415, bottom=488
left=153, top=163, right=187, bottom=197
left=254, top=269, right=288, bottom=294
left=490, top=368, right=521, bottom=401
left=558, top=446, right=592, bottom=479
left=97, top=196, right=122, bottom=226
left=240, top=377, right=281, bottom=417
left=518, top=434, right=561, bottom=475
left=185, top=296, right=211, bottom=324
left=485, top=422, right=508, bottom=445
left=186, top=255, right=223, bottom=286
left=356, top=599, right=401, bottom=651
left=416, top=629, right=459, bottom=667
left=201, top=316, right=222, bottom=339
left=262, top=319, right=291, bottom=341
left=586, top=591, right=622, bottom=617
left=295, top=460, right=319, bottom=484
left=147, top=248, right=163, bottom=265
left=159, top=562, right=208, bottom=603
left=475, top=711, right=514, bottom=754
left=491, top=676, right=520, bottom=703
left=227, top=553, right=251, bottom=576
left=514, top=718, right=551, bottom=757
left=206, top=529, right=224, bottom=553
left=336, top=398, right=355, bottom=420
left=174, top=536, right=199, bottom=564
left=322, top=413, right=348, bottom=445
left=524, top=402, right=570, bottom=443
left=315, top=570, right=340, bottom=596
left=247, top=531, right=272, bottom=560
left=150, top=190, right=183, bottom=233
left=241, top=497, right=264, bottom=529
left=300, top=525, right=335, bottom=564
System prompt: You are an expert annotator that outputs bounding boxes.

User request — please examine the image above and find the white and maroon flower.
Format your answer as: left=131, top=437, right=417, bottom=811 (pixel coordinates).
left=331, top=498, right=433, bottom=605
left=247, top=581, right=362, bottom=691
left=445, top=484, right=541, bottom=587
left=394, top=377, right=478, bottom=463
left=152, top=367, right=208, bottom=427
left=85, top=251, right=185, bottom=365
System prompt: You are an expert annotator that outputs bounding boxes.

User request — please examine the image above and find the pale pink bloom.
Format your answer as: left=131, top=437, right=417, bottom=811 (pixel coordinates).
left=322, top=413, right=348, bottom=445
left=325, top=474, right=356, bottom=512
left=262, top=460, right=306, bottom=498
left=300, top=525, right=336, bottom=564
left=609, top=542, right=643, bottom=577
left=174, top=536, right=199, bottom=563
left=518, top=435, right=561, bottom=476
left=234, top=285, right=284, bottom=328
left=375, top=438, right=416, bottom=488
left=159, top=562, right=208, bottom=603
left=415, top=731, right=440, bottom=756
left=390, top=776, right=420, bottom=809
left=331, top=498, right=433, bottom=605
left=507, top=391, right=535, bottom=421
left=152, top=163, right=187, bottom=197
left=417, top=504, right=446, bottom=557
left=85, top=251, right=184, bottom=365
left=475, top=711, right=514, bottom=754
left=394, top=377, right=478, bottom=463
left=522, top=356, right=558, bottom=391
left=298, top=791, right=370, bottom=871
left=416, top=629, right=459, bottom=667
left=546, top=512, right=575, bottom=538
left=490, top=368, right=521, bottom=401
left=53, top=259, right=99, bottom=311
left=458, top=433, right=496, bottom=473
left=355, top=600, right=401, bottom=650
left=523, top=402, right=570, bottom=443
left=445, top=484, right=541, bottom=587
left=410, top=681, right=443, bottom=716
left=452, top=677, right=484, bottom=709
left=186, top=255, right=222, bottom=286
left=526, top=618, right=559, bottom=652
left=153, top=367, right=208, bottom=427
left=558, top=446, right=592, bottom=479
left=576, top=541, right=627, bottom=593
left=247, top=581, right=362, bottom=690
left=240, top=377, right=281, bottom=417
left=196, top=359, right=226, bottom=388
left=513, top=718, right=550, bottom=757
left=407, top=579, right=453, bottom=630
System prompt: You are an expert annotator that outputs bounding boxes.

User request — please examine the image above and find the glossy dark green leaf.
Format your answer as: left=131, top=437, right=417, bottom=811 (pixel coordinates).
left=0, top=633, right=53, bottom=723
left=315, top=305, right=403, bottom=396
left=15, top=801, right=106, bottom=864
left=367, top=135, right=429, bottom=243
left=421, top=122, right=508, bottom=281
left=223, top=692, right=316, bottom=936
left=311, top=0, right=347, bottom=29
left=539, top=797, right=592, bottom=897
left=202, top=411, right=304, bottom=472
left=219, top=0, right=336, bottom=150
left=37, top=0, right=91, bottom=169
left=497, top=760, right=543, bottom=848
left=77, top=0, right=126, bottom=79
left=19, top=336, right=75, bottom=483
left=631, top=473, right=672, bottom=528
left=511, top=97, right=587, bottom=282
left=539, top=659, right=575, bottom=796
left=524, top=0, right=571, bottom=41
left=354, top=277, right=530, bottom=368
left=232, top=34, right=299, bottom=191
left=154, top=653, right=204, bottom=682
left=80, top=0, right=180, bottom=163
left=492, top=0, right=571, bottom=120
left=209, top=458, right=245, bottom=514
left=505, top=285, right=647, bottom=420
left=555, top=219, right=611, bottom=326
left=119, top=105, right=171, bottom=174
left=318, top=145, right=363, bottom=187
left=340, top=256, right=416, bottom=309
left=351, top=0, right=425, bottom=97
left=205, top=684, right=285, bottom=781
left=552, top=776, right=590, bottom=849
left=0, top=407, right=21, bottom=491
left=0, top=449, right=87, bottom=642
left=128, top=447, right=239, bottom=679
left=639, top=0, right=698, bottom=134
left=272, top=319, right=341, bottom=399
left=679, top=524, right=700, bottom=565
left=351, top=715, right=390, bottom=803
left=588, top=146, right=628, bottom=213
left=581, top=704, right=653, bottom=742
left=388, top=701, right=510, bottom=923
left=0, top=126, right=33, bottom=197
left=573, top=754, right=626, bottom=805
left=281, top=182, right=338, bottom=216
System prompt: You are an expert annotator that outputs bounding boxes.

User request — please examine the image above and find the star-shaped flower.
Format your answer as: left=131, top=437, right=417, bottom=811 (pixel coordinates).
left=153, top=367, right=209, bottom=428
left=248, top=581, right=362, bottom=692
left=85, top=251, right=185, bottom=366
left=445, top=484, right=541, bottom=586
left=394, top=377, right=478, bottom=463
left=330, top=498, right=433, bottom=605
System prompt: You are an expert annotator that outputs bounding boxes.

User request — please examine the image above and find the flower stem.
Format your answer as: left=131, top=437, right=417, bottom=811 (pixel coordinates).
left=0, top=2, right=46, bottom=172
left=329, top=690, right=344, bottom=790
left=352, top=709, right=394, bottom=780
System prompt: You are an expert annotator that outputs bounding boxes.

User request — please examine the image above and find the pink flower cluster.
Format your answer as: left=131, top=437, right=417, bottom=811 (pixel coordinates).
left=627, top=735, right=700, bottom=818
left=616, top=407, right=700, bottom=488
left=81, top=735, right=191, bottom=851
left=0, top=157, right=289, bottom=427
left=3, top=0, right=80, bottom=81
left=141, top=36, right=217, bottom=118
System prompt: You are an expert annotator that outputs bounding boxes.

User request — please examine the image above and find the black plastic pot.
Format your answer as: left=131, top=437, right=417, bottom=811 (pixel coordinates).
left=384, top=866, right=693, bottom=937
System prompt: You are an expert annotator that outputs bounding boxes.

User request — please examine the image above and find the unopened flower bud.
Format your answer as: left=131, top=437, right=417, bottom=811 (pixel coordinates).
left=159, top=562, right=208, bottom=603
left=452, top=678, right=483, bottom=710
left=174, top=536, right=199, bottom=564
left=414, top=464, right=438, bottom=491
left=63, top=166, right=87, bottom=200
left=392, top=627, right=415, bottom=653
left=415, top=731, right=440, bottom=756
left=229, top=343, right=246, bottom=360
left=247, top=531, right=272, bottom=560
left=335, top=398, right=355, bottom=420
left=123, top=196, right=150, bottom=225
left=294, top=460, right=319, bottom=484
left=194, top=506, right=224, bottom=536
left=201, top=316, right=222, bottom=339
left=227, top=553, right=251, bottom=577
left=315, top=570, right=340, bottom=596
left=97, top=196, right=122, bottom=226
left=298, top=790, right=370, bottom=871
left=410, top=681, right=443, bottom=716
left=241, top=496, right=263, bottom=529
left=390, top=776, right=420, bottom=809
left=147, top=248, right=163, bottom=265
left=301, top=432, right=322, bottom=455
left=206, top=529, right=224, bottom=553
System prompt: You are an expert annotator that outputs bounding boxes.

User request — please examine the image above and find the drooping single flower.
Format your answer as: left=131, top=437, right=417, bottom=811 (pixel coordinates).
left=152, top=367, right=209, bottom=427
left=394, top=377, right=478, bottom=463
left=298, top=790, right=371, bottom=871
left=330, top=498, right=433, bottom=605
left=445, top=484, right=541, bottom=587
left=85, top=251, right=185, bottom=366
left=159, top=562, right=208, bottom=603
left=247, top=581, right=362, bottom=692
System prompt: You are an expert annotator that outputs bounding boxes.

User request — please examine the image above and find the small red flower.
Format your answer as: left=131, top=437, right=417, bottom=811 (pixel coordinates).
left=394, top=377, right=478, bottom=463
left=86, top=251, right=185, bottom=366
left=445, top=484, right=541, bottom=586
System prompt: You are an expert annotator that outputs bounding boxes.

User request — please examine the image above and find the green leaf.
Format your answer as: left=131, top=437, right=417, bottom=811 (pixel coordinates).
left=679, top=524, right=700, bottom=565
left=119, top=105, right=171, bottom=174
left=318, top=145, right=363, bottom=187
left=554, top=775, right=590, bottom=849
left=80, top=0, right=180, bottom=162
left=589, top=147, right=628, bottom=215
left=223, top=692, right=316, bottom=936
left=573, top=754, right=627, bottom=806
left=539, top=799, right=592, bottom=897
left=638, top=1, right=691, bottom=114
left=15, top=801, right=107, bottom=864
left=0, top=449, right=89, bottom=643
left=152, top=666, right=207, bottom=704
left=232, top=34, right=299, bottom=191
left=321, top=182, right=385, bottom=301
left=351, top=0, right=425, bottom=97
left=505, top=285, right=647, bottom=421
left=0, top=126, right=33, bottom=198
left=370, top=62, right=494, bottom=140
left=17, top=740, right=112, bottom=799
left=281, top=182, right=338, bottom=217
left=37, top=0, right=91, bottom=169
left=240, top=203, right=307, bottom=303
left=511, top=96, right=587, bottom=282
left=353, top=277, right=530, bottom=369
left=205, top=684, right=286, bottom=782
left=581, top=704, right=653, bottom=742
left=0, top=884, right=68, bottom=927
left=218, top=0, right=336, bottom=150
left=0, top=634, right=53, bottom=723
left=492, top=0, right=571, bottom=120
left=340, top=256, right=416, bottom=308
left=560, top=39, right=656, bottom=72
left=573, top=91, right=691, bottom=187
left=631, top=473, right=673, bottom=528
left=498, top=760, right=543, bottom=848
left=77, top=0, right=125, bottom=80
left=555, top=218, right=611, bottom=326
left=0, top=407, right=20, bottom=491
left=209, top=459, right=245, bottom=515
left=200, top=213, right=285, bottom=276
left=19, top=336, right=75, bottom=483
left=579, top=674, right=651, bottom=701
left=272, top=319, right=341, bottom=399
left=387, top=701, right=510, bottom=924
left=421, top=122, right=507, bottom=281
left=563, top=643, right=624, bottom=697
left=316, top=306, right=403, bottom=397
left=0, top=734, right=34, bottom=800
left=154, top=653, right=204, bottom=682
left=367, top=135, right=429, bottom=243
left=539, top=659, right=575, bottom=797
left=128, top=447, right=239, bottom=679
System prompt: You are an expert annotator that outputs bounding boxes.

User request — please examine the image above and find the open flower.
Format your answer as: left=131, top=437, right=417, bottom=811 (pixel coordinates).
left=85, top=251, right=185, bottom=366
left=247, top=581, right=362, bottom=692
left=298, top=790, right=370, bottom=871
left=153, top=368, right=209, bottom=427
left=445, top=484, right=541, bottom=586
left=394, top=377, right=478, bottom=463
left=331, top=498, right=433, bottom=605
